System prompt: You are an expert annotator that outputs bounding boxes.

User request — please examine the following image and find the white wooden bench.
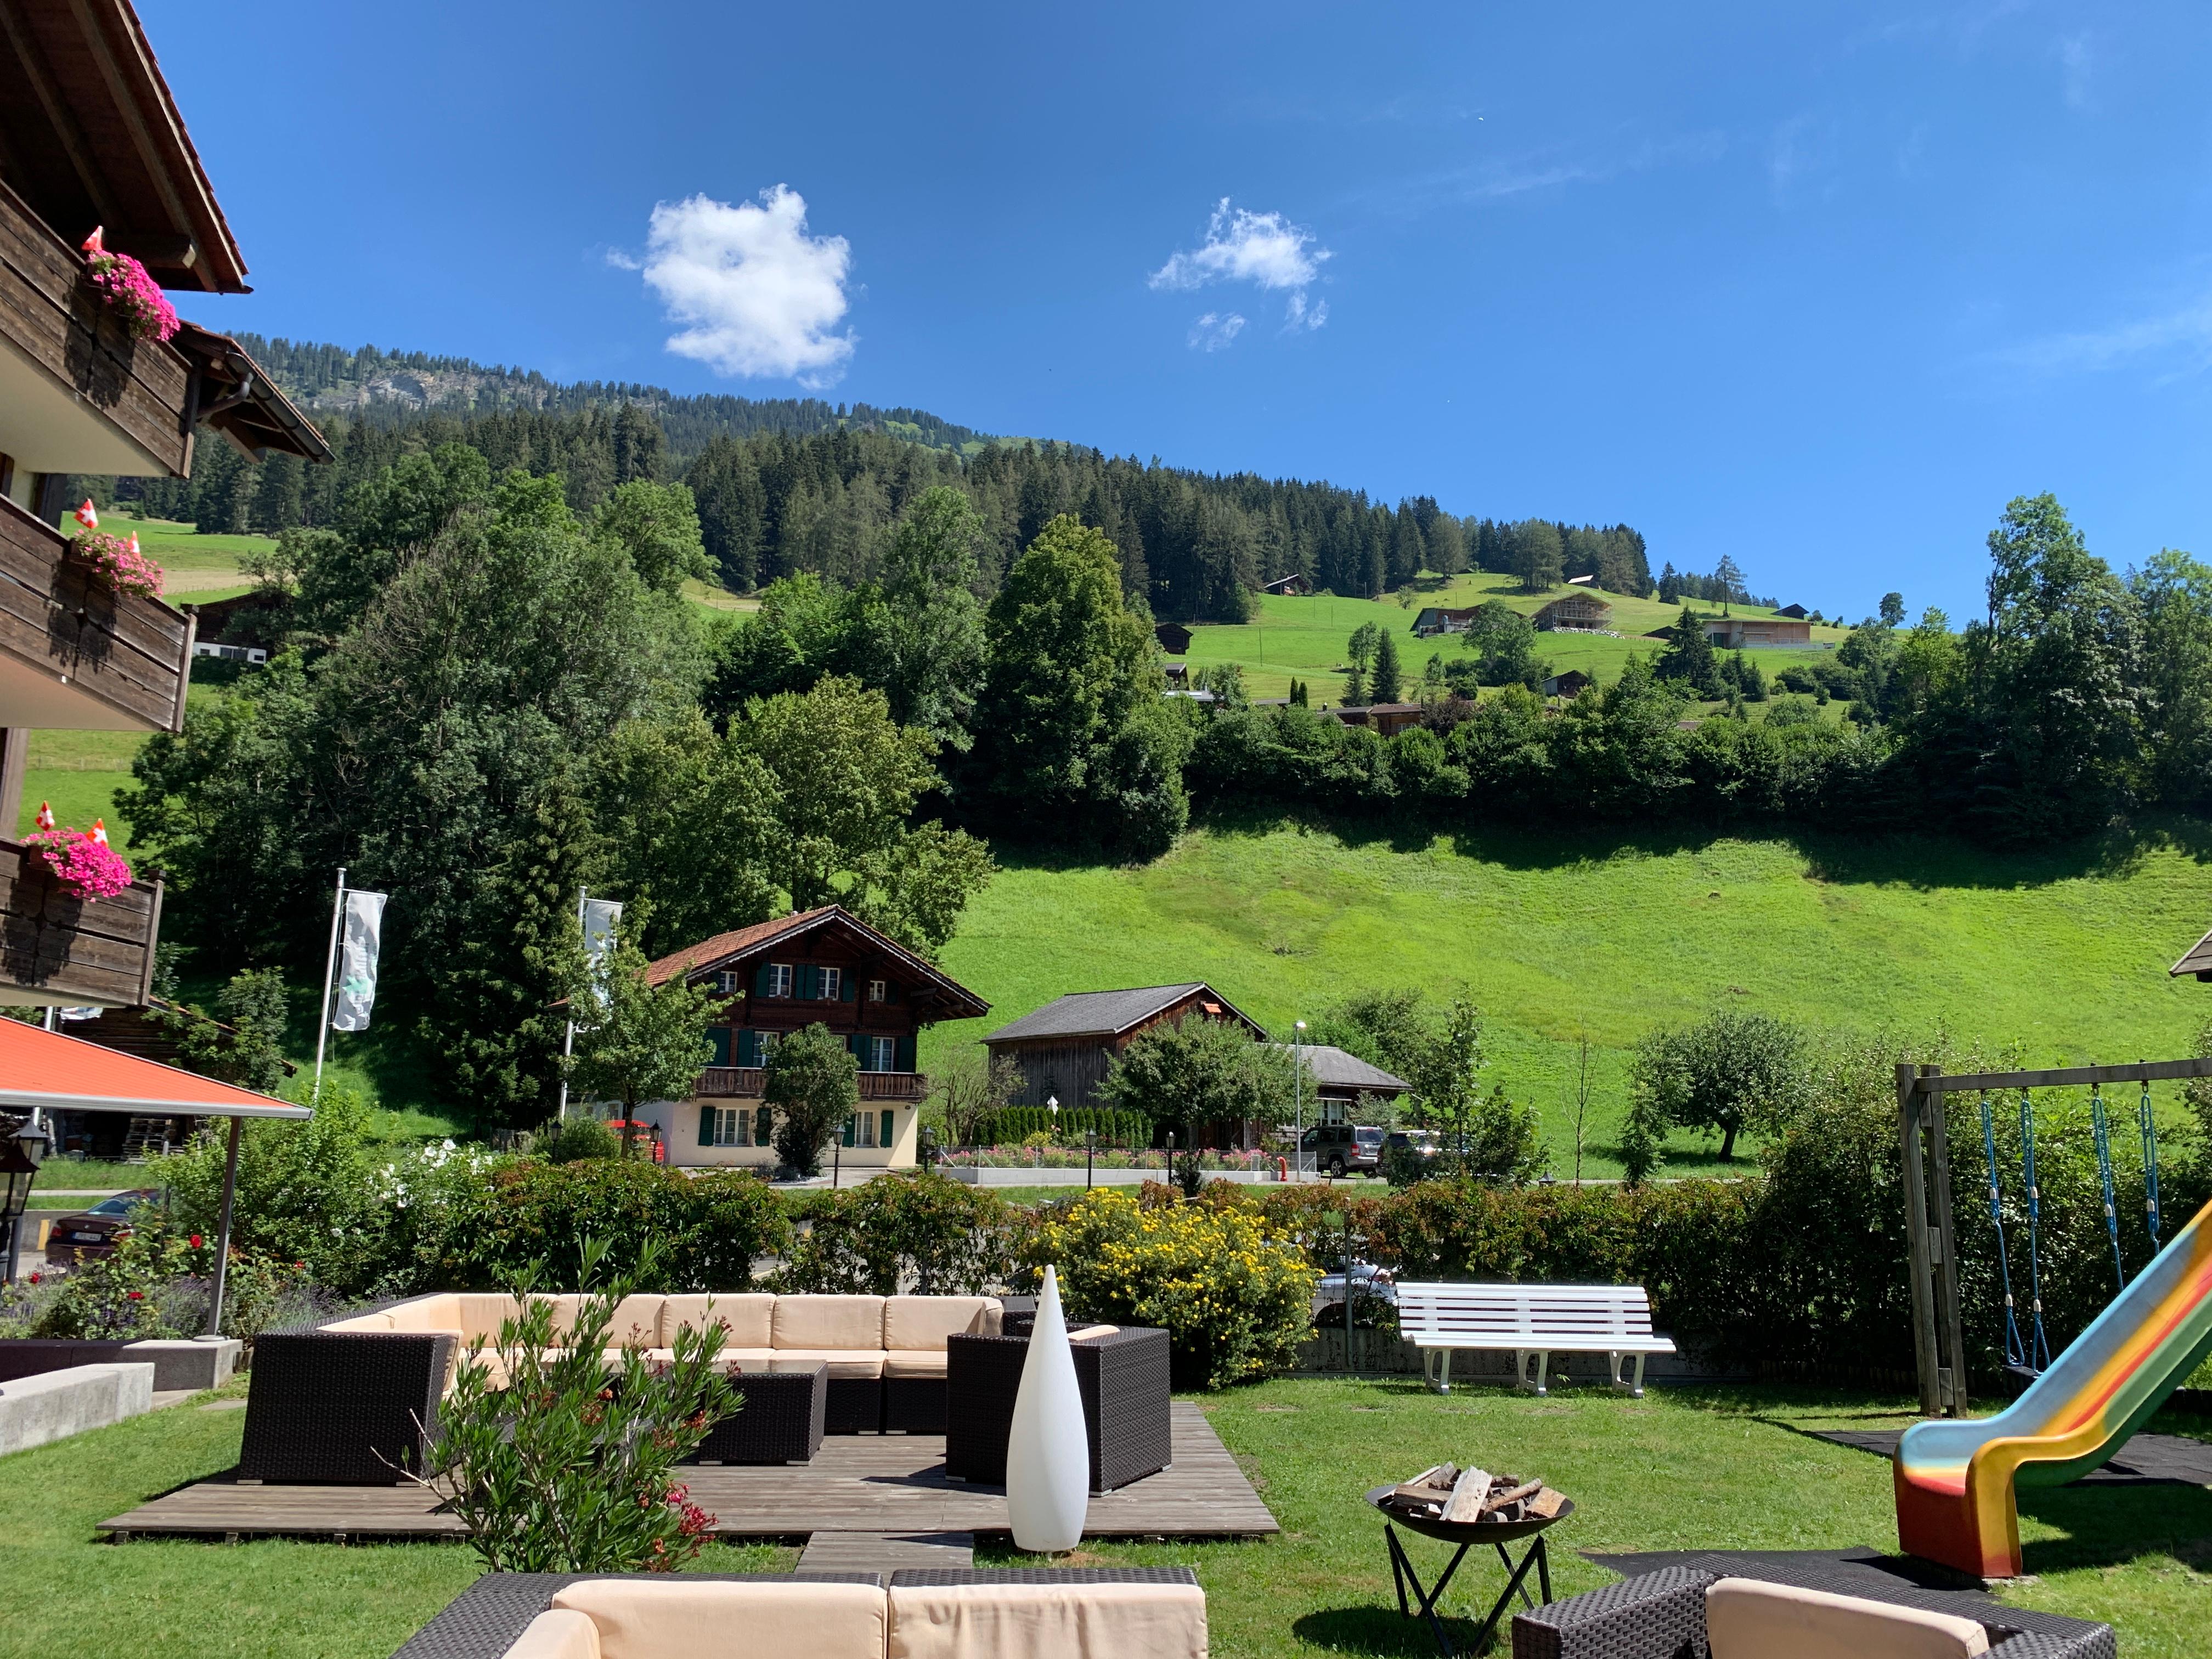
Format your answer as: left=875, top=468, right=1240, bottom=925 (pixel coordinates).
left=1396, top=1281, right=1677, bottom=1396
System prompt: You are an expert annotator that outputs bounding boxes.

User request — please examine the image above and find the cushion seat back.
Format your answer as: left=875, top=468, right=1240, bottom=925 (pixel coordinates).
left=883, top=1296, right=1002, bottom=1352
left=772, top=1295, right=886, bottom=1353
left=1704, top=1578, right=1989, bottom=1659
left=663, top=1295, right=777, bottom=1350
left=887, top=1579, right=1209, bottom=1659
left=550, top=1578, right=885, bottom=1659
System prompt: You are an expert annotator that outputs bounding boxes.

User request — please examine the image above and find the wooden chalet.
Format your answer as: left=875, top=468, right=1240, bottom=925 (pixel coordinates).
left=1333, top=702, right=1424, bottom=737
left=1776, top=603, right=1810, bottom=619
left=1274, top=1043, right=1409, bottom=1123
left=633, top=906, right=988, bottom=1171
left=1541, top=669, right=1592, bottom=699
left=1410, top=606, right=1479, bottom=637
left=1154, top=622, right=1193, bottom=654
left=0, top=0, right=328, bottom=1009
left=1261, top=572, right=1311, bottom=596
left=1701, top=614, right=1813, bottom=648
left=1531, top=595, right=1613, bottom=632
left=2171, top=926, right=2212, bottom=982
left=984, top=983, right=1263, bottom=1111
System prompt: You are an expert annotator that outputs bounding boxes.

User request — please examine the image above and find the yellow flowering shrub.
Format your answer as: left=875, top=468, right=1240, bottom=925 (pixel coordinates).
left=1030, top=1188, right=1317, bottom=1389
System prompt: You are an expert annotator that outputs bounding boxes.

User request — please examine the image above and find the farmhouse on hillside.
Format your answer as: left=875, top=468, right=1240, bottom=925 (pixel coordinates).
left=1154, top=622, right=1193, bottom=654
left=1276, top=1044, right=1410, bottom=1122
left=1701, top=614, right=1814, bottom=648
left=1531, top=595, right=1613, bottom=632
left=1262, top=572, right=1312, bottom=595
left=1776, top=603, right=1810, bottom=619
left=984, top=983, right=1265, bottom=1110
left=625, top=906, right=989, bottom=1172
left=1541, top=669, right=1593, bottom=699
left=1410, top=605, right=1480, bottom=637
left=1332, top=702, right=1424, bottom=736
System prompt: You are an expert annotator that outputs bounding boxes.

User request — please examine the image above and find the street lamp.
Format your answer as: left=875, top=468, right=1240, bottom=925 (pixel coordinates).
left=1293, top=1019, right=1307, bottom=1181
left=2, top=1117, right=50, bottom=1284
left=1085, top=1128, right=1096, bottom=1190
left=1044, top=1096, right=1057, bottom=1171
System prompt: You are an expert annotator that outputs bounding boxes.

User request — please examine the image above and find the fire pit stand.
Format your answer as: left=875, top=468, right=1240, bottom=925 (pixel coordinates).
left=1365, top=1485, right=1572, bottom=1657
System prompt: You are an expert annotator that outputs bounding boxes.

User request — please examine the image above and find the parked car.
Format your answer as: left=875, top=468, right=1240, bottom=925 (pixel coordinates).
left=1383, top=1130, right=1439, bottom=1161
left=42, top=1188, right=162, bottom=1260
left=1300, top=1123, right=1385, bottom=1177
left=1314, top=1262, right=1399, bottom=1308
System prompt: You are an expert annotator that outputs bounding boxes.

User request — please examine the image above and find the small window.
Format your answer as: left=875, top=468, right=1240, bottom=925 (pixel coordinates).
left=714, top=970, right=741, bottom=994
left=867, top=979, right=887, bottom=1003
left=860, top=1035, right=896, bottom=1073
left=709, top=1107, right=749, bottom=1147
left=818, top=966, right=842, bottom=1001
left=764, top=963, right=793, bottom=998
left=757, top=1030, right=780, bottom=1059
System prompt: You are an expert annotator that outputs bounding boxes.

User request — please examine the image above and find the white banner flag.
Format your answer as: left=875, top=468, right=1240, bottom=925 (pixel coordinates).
left=331, top=889, right=388, bottom=1032
left=582, top=898, right=623, bottom=966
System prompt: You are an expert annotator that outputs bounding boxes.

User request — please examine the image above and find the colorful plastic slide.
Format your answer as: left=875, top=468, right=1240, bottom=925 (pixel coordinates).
left=1894, top=1194, right=2212, bottom=1578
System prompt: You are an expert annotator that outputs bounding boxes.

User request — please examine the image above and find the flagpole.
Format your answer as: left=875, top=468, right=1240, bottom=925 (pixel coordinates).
left=312, top=866, right=346, bottom=1105
left=556, top=885, right=586, bottom=1121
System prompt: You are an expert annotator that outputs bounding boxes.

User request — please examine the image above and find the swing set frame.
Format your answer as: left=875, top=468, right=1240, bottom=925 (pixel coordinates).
left=1897, top=1056, right=2212, bottom=1419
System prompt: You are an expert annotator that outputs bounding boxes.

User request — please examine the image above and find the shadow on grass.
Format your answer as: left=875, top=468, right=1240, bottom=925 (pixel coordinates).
left=1293, top=1604, right=1498, bottom=1657
left=2018, top=1482, right=2212, bottom=1575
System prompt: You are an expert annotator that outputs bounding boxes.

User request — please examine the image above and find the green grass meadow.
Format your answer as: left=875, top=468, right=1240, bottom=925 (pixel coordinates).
left=1176, top=575, right=1847, bottom=703
left=6, top=1375, right=2207, bottom=1659
left=927, top=819, right=2212, bottom=1175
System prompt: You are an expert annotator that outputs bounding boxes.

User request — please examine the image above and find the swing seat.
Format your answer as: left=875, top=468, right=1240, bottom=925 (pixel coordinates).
left=2000, top=1363, right=2042, bottom=1396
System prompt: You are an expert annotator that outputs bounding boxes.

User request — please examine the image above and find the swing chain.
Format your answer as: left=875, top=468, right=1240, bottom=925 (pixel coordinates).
left=2019, top=1089, right=2053, bottom=1374
left=2140, top=1073, right=2163, bottom=1250
left=1980, top=1091, right=2027, bottom=1372
left=2091, top=1082, right=2126, bottom=1292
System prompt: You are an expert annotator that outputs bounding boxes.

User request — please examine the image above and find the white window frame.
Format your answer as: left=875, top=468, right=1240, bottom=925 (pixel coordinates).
left=861, top=1035, right=896, bottom=1073
left=867, top=979, right=887, bottom=1003
left=856, top=1110, right=878, bottom=1148
left=709, top=1107, right=749, bottom=1148
left=764, top=963, right=792, bottom=999
left=818, top=966, right=842, bottom=1001
left=755, top=1030, right=780, bottom=1060
left=715, top=970, right=741, bottom=994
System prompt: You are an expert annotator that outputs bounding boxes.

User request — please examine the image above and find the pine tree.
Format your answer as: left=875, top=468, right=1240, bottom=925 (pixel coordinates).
left=1655, top=605, right=1723, bottom=698
left=1371, top=627, right=1403, bottom=703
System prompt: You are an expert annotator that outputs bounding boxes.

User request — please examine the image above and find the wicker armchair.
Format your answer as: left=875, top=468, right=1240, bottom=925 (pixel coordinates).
left=941, top=1325, right=1172, bottom=1493
left=239, top=1306, right=453, bottom=1485
left=1511, top=1557, right=2117, bottom=1659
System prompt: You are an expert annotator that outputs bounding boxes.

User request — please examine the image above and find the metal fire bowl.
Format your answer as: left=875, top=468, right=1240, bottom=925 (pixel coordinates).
left=1366, top=1485, right=1575, bottom=1545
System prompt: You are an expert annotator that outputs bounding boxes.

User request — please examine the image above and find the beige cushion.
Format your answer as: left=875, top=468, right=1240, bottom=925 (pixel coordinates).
left=501, top=1610, right=600, bottom=1659
left=884, top=1350, right=949, bottom=1379
left=1068, top=1325, right=1120, bottom=1342
left=888, top=1580, right=1208, bottom=1659
left=455, top=1294, right=523, bottom=1340
left=553, top=1578, right=885, bottom=1659
left=591, top=1295, right=665, bottom=1349
left=883, top=1296, right=1002, bottom=1352
left=642, top=1347, right=777, bottom=1373
left=766, top=1348, right=885, bottom=1379
left=663, top=1294, right=776, bottom=1348
left=1705, top=1578, right=1989, bottom=1659
left=384, top=1294, right=465, bottom=1333
left=773, top=1295, right=886, bottom=1351
left=319, top=1310, right=397, bottom=1332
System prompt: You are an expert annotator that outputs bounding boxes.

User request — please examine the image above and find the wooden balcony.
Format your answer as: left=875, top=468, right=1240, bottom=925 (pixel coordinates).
left=0, top=838, right=161, bottom=1007
left=0, top=494, right=194, bottom=731
left=0, top=178, right=194, bottom=479
left=695, top=1068, right=927, bottom=1103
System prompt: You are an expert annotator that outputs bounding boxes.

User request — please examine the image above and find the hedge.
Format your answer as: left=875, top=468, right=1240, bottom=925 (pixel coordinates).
left=967, top=1107, right=1148, bottom=1147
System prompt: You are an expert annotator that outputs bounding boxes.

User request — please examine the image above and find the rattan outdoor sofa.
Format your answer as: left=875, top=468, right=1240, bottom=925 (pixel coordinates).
left=941, top=1324, right=1172, bottom=1493
left=391, top=1568, right=1207, bottom=1659
left=1511, top=1556, right=2116, bottom=1659
left=239, top=1291, right=1003, bottom=1484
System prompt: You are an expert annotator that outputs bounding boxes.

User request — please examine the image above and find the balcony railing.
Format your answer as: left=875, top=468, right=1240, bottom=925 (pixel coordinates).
left=0, top=495, right=194, bottom=732
left=694, top=1068, right=927, bottom=1103
left=0, top=838, right=161, bottom=1007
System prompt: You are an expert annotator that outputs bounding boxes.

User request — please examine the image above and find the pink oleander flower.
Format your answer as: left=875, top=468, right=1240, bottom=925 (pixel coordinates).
left=68, top=531, right=164, bottom=599
left=83, top=248, right=179, bottom=343
left=23, top=827, right=133, bottom=901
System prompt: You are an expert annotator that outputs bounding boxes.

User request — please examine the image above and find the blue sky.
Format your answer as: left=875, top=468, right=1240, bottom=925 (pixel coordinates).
left=146, top=1, right=2212, bottom=620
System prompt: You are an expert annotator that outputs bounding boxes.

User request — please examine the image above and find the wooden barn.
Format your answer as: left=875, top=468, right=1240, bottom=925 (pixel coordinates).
left=1531, top=595, right=1613, bottom=632
left=1333, top=702, right=1424, bottom=737
left=1154, top=622, right=1193, bottom=654
left=1541, top=669, right=1593, bottom=699
left=983, top=983, right=1265, bottom=1110
left=1261, top=572, right=1312, bottom=596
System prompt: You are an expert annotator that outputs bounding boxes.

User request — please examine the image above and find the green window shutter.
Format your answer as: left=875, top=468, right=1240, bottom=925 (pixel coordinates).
left=842, top=972, right=857, bottom=1002
left=881, top=1109, right=894, bottom=1147
left=885, top=980, right=899, bottom=1004
left=842, top=1115, right=856, bottom=1147
left=895, top=1036, right=916, bottom=1072
left=707, top=1028, right=732, bottom=1068
left=698, top=1103, right=716, bottom=1146
left=754, top=1107, right=773, bottom=1146
left=755, top=963, right=773, bottom=997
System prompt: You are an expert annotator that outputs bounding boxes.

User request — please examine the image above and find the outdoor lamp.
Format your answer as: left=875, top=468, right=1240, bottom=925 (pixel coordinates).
left=0, top=1118, right=47, bottom=1222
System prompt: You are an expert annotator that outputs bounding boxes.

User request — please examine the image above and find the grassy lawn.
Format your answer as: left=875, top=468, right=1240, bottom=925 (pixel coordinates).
left=6, top=1375, right=2203, bottom=1659
left=94, top=506, right=271, bottom=596
left=1179, top=576, right=1848, bottom=703
left=928, top=819, right=2212, bottom=1176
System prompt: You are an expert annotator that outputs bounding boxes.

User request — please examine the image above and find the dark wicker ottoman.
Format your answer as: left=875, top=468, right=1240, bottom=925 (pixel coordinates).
left=1511, top=1556, right=2118, bottom=1659
left=943, top=1325, right=1172, bottom=1494
left=690, top=1364, right=826, bottom=1464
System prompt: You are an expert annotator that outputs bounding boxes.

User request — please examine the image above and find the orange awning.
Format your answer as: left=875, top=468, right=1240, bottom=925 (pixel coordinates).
left=0, top=1018, right=309, bottom=1118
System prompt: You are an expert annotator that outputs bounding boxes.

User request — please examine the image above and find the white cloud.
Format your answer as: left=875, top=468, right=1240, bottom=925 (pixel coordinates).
left=630, top=187, right=855, bottom=385
left=2056, top=32, right=2094, bottom=109
left=1188, top=312, right=1247, bottom=352
left=1152, top=200, right=1329, bottom=342
left=1995, top=292, right=2212, bottom=381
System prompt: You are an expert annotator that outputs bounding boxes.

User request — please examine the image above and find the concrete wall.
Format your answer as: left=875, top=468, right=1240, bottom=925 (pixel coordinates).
left=0, top=1362, right=155, bottom=1455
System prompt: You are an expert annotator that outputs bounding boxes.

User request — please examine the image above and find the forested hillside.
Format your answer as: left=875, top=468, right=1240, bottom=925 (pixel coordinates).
left=96, top=336, right=1655, bottom=620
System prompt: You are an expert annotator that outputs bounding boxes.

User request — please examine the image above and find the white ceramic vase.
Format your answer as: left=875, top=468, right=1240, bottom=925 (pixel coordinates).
left=1005, top=1264, right=1090, bottom=1552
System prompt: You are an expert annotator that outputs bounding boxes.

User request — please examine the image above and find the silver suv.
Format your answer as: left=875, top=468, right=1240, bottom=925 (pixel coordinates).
left=1300, top=1124, right=1385, bottom=1177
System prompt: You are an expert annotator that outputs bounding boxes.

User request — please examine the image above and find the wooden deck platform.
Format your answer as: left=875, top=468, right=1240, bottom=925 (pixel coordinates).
left=100, top=1402, right=1275, bottom=1544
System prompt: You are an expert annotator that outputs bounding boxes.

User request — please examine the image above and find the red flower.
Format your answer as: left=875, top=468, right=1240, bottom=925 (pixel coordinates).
left=189, top=1234, right=203, bottom=1249
left=127, top=1290, right=144, bottom=1300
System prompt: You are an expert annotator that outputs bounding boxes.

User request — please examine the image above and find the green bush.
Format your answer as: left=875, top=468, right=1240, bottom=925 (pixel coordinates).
left=424, top=1161, right=789, bottom=1291
left=1030, top=1188, right=1316, bottom=1389
left=968, top=1107, right=1147, bottom=1147
left=535, top=1117, right=618, bottom=1163
left=777, top=1172, right=1025, bottom=1295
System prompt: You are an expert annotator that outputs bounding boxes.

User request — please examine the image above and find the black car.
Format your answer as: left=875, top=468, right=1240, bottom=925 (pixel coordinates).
left=42, top=1188, right=161, bottom=1260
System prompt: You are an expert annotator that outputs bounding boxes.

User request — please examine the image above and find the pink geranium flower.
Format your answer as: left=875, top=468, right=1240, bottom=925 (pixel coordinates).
left=69, top=531, right=163, bottom=599
left=23, top=827, right=133, bottom=901
left=84, top=247, right=179, bottom=343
